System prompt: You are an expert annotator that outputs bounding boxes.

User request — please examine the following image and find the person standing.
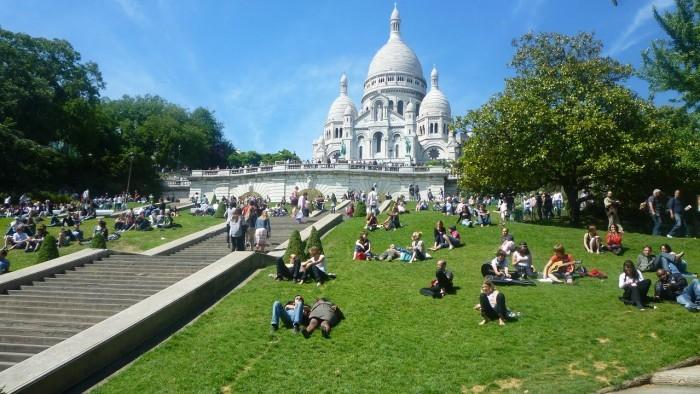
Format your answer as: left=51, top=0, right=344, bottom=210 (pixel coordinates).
left=647, top=189, right=663, bottom=236
left=604, top=191, right=621, bottom=230
left=408, top=184, right=415, bottom=201
left=366, top=187, right=378, bottom=216
left=666, top=189, right=692, bottom=238
left=552, top=191, right=563, bottom=218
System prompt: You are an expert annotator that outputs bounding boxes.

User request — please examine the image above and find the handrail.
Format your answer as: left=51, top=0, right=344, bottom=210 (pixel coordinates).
left=187, top=163, right=453, bottom=177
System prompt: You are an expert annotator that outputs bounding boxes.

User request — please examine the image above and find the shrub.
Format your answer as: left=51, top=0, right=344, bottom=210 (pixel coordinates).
left=354, top=201, right=367, bottom=217
left=91, top=233, right=107, bottom=249
left=211, top=194, right=218, bottom=204
left=36, top=234, right=59, bottom=263
left=305, top=226, right=324, bottom=256
left=214, top=202, right=226, bottom=218
left=284, top=229, right=307, bottom=262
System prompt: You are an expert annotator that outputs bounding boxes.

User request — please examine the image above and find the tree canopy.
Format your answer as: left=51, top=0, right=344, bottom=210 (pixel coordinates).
left=642, top=0, right=700, bottom=111
left=454, top=32, right=700, bottom=223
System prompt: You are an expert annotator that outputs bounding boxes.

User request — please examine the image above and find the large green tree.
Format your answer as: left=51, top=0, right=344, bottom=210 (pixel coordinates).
left=454, top=32, right=667, bottom=223
left=642, top=0, right=700, bottom=110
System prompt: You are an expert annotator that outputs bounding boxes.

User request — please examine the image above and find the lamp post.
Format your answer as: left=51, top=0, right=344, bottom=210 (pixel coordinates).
left=126, top=152, right=135, bottom=197
left=176, top=144, right=182, bottom=172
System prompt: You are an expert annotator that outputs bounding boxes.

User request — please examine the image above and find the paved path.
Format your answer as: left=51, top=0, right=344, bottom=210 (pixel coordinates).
left=616, top=364, right=700, bottom=393
left=0, top=213, right=323, bottom=371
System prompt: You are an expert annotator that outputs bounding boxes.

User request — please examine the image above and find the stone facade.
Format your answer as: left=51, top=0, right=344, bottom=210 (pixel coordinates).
left=312, top=5, right=462, bottom=164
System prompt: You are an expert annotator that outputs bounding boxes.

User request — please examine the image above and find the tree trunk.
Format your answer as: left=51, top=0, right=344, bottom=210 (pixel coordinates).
left=565, top=187, right=580, bottom=225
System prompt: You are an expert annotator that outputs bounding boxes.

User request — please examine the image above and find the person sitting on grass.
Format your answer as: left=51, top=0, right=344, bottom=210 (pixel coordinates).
left=302, top=298, right=344, bottom=339
left=658, top=244, right=689, bottom=275
left=653, top=268, right=687, bottom=302
left=583, top=225, right=602, bottom=254
left=543, top=243, right=576, bottom=284
left=476, top=204, right=491, bottom=227
left=636, top=245, right=659, bottom=272
left=345, top=202, right=355, bottom=218
left=409, top=232, right=427, bottom=262
left=447, top=225, right=461, bottom=247
left=419, top=260, right=455, bottom=298
left=376, top=244, right=401, bottom=261
left=353, top=232, right=374, bottom=260
left=457, top=204, right=473, bottom=227
left=94, top=219, right=109, bottom=239
left=365, top=212, right=378, bottom=231
left=275, top=254, right=303, bottom=281
left=301, top=246, right=330, bottom=286
left=430, top=220, right=449, bottom=251
left=382, top=207, right=401, bottom=231
left=512, top=242, right=537, bottom=279
left=618, top=260, right=653, bottom=310
left=474, top=281, right=519, bottom=326
left=26, top=224, right=47, bottom=252
left=415, top=199, right=428, bottom=211
left=487, top=250, right=512, bottom=279
left=396, top=199, right=407, bottom=214
left=0, top=249, right=9, bottom=274
left=606, top=224, right=623, bottom=256
left=134, top=213, right=151, bottom=231
left=4, top=225, right=28, bottom=250
left=270, top=295, right=310, bottom=335
left=499, top=227, right=516, bottom=255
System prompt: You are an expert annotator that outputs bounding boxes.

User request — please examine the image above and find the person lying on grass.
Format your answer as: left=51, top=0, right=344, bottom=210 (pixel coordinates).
left=658, top=244, right=689, bottom=275
left=353, top=232, right=374, bottom=260
left=542, top=243, right=576, bottom=284
left=474, top=281, right=519, bottom=326
left=653, top=268, right=687, bottom=302
left=270, top=295, right=310, bottom=335
left=618, top=260, right=654, bottom=310
left=302, top=298, right=344, bottom=339
left=375, top=244, right=402, bottom=261
left=419, top=260, right=454, bottom=298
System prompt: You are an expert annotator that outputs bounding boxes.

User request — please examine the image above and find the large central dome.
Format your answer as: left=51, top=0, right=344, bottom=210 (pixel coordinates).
left=366, top=5, right=423, bottom=80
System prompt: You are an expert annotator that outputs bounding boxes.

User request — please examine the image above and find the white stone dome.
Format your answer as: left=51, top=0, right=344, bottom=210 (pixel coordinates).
left=406, top=101, right=415, bottom=112
left=419, top=66, right=451, bottom=118
left=327, top=73, right=358, bottom=121
left=367, top=38, right=423, bottom=79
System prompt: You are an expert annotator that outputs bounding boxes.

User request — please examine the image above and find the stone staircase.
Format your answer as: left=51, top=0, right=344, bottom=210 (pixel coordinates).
left=0, top=214, right=323, bottom=372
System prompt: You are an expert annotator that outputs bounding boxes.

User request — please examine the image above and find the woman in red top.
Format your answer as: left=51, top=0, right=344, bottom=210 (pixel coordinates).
left=606, top=224, right=623, bottom=255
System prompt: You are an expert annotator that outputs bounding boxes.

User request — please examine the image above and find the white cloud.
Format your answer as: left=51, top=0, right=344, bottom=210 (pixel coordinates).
left=114, top=0, right=148, bottom=27
left=608, top=0, right=675, bottom=55
left=512, top=0, right=547, bottom=31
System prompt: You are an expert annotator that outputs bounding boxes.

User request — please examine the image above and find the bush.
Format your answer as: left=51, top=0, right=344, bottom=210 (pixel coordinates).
left=305, top=226, right=324, bottom=256
left=354, top=201, right=367, bottom=217
left=36, top=234, right=59, bottom=263
left=91, top=233, right=107, bottom=249
left=211, top=194, right=218, bottom=204
left=284, top=229, right=307, bottom=262
left=214, top=203, right=226, bottom=218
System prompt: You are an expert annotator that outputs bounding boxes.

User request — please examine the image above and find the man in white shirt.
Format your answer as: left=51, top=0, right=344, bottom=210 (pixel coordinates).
left=366, top=187, right=378, bottom=215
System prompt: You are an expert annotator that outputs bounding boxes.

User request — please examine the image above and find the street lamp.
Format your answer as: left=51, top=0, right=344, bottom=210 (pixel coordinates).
left=176, top=144, right=182, bottom=172
left=126, top=152, right=135, bottom=197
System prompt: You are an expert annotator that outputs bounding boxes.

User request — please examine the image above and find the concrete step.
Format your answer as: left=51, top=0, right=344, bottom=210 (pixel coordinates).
left=652, top=365, right=700, bottom=387
left=0, top=298, right=132, bottom=311
left=0, top=326, right=78, bottom=340
left=0, top=361, right=14, bottom=372
left=0, top=318, right=94, bottom=332
left=0, top=311, right=108, bottom=324
left=0, top=304, right=121, bottom=317
left=13, top=287, right=157, bottom=298
left=55, top=272, right=186, bottom=281
left=76, top=265, right=200, bottom=274
left=0, top=335, right=66, bottom=347
left=103, top=255, right=218, bottom=262
left=6, top=292, right=144, bottom=304
left=27, top=282, right=165, bottom=293
left=92, top=260, right=207, bottom=268
left=0, top=351, right=33, bottom=364
left=45, top=276, right=177, bottom=287
left=0, top=342, right=49, bottom=354
left=617, top=384, right=700, bottom=393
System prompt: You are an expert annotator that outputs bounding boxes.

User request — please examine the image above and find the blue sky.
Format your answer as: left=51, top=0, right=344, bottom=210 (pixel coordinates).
left=0, top=0, right=678, bottom=159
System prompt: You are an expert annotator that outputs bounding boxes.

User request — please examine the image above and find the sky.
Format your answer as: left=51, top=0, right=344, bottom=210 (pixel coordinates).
left=0, top=0, right=680, bottom=159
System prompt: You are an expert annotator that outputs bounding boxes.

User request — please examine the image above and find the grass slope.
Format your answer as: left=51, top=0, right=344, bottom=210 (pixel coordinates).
left=1, top=214, right=222, bottom=272
left=95, top=208, right=699, bottom=393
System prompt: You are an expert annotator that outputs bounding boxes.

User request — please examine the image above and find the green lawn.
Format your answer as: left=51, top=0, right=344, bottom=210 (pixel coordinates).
left=94, top=208, right=699, bottom=393
left=1, top=214, right=222, bottom=272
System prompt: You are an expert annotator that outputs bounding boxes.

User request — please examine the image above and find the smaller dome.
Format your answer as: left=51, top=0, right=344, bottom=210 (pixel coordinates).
left=328, top=96, right=357, bottom=121
left=344, top=105, right=354, bottom=116
left=406, top=101, right=415, bottom=112
left=430, top=66, right=438, bottom=79
left=419, top=66, right=451, bottom=118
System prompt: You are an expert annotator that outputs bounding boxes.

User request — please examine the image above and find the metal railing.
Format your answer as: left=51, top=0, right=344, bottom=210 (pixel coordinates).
left=189, top=163, right=453, bottom=177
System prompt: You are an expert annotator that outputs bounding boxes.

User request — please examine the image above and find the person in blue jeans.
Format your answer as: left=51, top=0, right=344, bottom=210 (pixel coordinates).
left=270, top=295, right=309, bottom=334
left=666, top=189, right=692, bottom=238
left=676, top=279, right=700, bottom=312
left=658, top=244, right=689, bottom=274
left=0, top=249, right=10, bottom=274
left=647, top=189, right=663, bottom=236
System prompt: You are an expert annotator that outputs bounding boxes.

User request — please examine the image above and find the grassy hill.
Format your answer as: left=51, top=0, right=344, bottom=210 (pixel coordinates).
left=94, top=207, right=699, bottom=393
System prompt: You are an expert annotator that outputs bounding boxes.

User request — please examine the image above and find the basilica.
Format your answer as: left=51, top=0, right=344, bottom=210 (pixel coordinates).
left=312, top=5, right=462, bottom=164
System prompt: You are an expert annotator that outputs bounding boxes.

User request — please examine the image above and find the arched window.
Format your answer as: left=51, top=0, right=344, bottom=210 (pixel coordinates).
left=443, top=124, right=447, bottom=134
left=397, top=101, right=404, bottom=115
left=395, top=144, right=399, bottom=158
left=373, top=101, right=384, bottom=120
left=340, top=127, right=343, bottom=137
left=357, top=136, right=364, bottom=160
left=429, top=123, right=433, bottom=134
left=388, top=100, right=394, bottom=112
left=374, top=133, right=382, bottom=153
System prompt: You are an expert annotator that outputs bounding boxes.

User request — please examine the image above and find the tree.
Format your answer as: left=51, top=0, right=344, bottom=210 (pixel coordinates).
left=214, top=201, right=226, bottom=218
left=284, top=229, right=306, bottom=262
left=454, top=32, right=663, bottom=223
left=354, top=201, right=367, bottom=218
left=305, top=226, right=324, bottom=256
left=642, top=0, right=700, bottom=110
left=36, top=234, right=59, bottom=263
